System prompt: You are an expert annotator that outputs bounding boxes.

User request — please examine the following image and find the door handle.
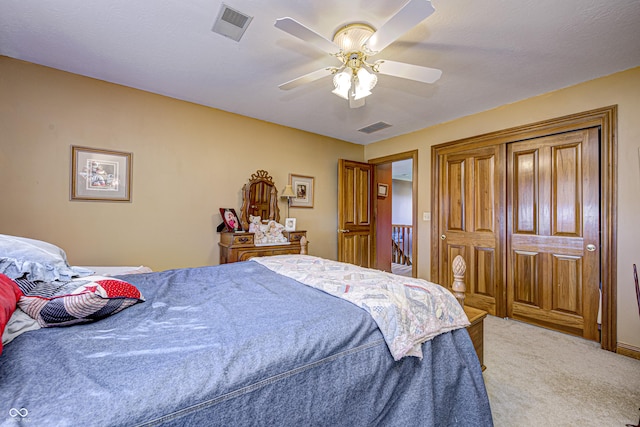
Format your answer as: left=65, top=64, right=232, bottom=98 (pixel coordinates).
left=586, top=244, right=597, bottom=252
left=338, top=229, right=351, bottom=233
left=441, top=234, right=446, bottom=240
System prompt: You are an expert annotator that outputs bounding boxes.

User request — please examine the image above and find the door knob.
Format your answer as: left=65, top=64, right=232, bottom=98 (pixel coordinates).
left=586, top=244, right=596, bottom=252
left=441, top=234, right=446, bottom=240
left=338, top=229, right=351, bottom=233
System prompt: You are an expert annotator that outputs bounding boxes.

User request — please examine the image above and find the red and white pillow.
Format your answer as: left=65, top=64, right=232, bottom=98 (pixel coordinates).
left=0, top=274, right=23, bottom=355
left=15, top=276, right=144, bottom=328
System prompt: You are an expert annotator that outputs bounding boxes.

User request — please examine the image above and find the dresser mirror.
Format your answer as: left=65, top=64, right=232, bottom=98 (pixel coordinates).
left=239, top=170, right=281, bottom=232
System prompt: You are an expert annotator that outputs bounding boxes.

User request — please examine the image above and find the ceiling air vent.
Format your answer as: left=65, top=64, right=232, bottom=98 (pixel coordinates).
left=358, top=121, right=392, bottom=134
left=212, top=4, right=253, bottom=42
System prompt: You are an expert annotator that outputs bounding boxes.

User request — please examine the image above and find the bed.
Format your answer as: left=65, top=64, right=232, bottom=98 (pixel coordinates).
left=0, top=234, right=493, bottom=426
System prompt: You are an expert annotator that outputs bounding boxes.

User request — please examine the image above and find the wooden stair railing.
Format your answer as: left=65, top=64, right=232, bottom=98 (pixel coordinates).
left=392, top=239, right=412, bottom=266
left=391, top=224, right=413, bottom=266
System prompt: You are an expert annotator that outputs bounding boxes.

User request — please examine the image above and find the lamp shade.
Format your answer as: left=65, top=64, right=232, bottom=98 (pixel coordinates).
left=354, top=67, right=377, bottom=100
left=332, top=67, right=353, bottom=100
left=281, top=185, right=296, bottom=198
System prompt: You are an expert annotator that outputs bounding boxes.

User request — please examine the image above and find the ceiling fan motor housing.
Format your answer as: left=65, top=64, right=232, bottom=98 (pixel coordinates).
left=346, top=52, right=365, bottom=70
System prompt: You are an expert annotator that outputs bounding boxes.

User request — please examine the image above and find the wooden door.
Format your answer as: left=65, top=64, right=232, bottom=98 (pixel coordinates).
left=435, top=145, right=505, bottom=316
left=338, top=159, right=373, bottom=267
left=375, top=163, right=392, bottom=272
left=507, top=128, right=600, bottom=340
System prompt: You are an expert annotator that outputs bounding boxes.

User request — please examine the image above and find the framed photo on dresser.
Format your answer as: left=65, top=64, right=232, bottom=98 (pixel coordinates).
left=284, top=218, right=296, bottom=231
left=220, top=208, right=242, bottom=232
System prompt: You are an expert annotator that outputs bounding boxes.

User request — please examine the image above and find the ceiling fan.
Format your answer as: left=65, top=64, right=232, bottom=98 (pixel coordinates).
left=274, top=0, right=442, bottom=108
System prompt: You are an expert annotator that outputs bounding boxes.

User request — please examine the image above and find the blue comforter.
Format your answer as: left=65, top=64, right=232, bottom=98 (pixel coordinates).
left=0, top=261, right=492, bottom=426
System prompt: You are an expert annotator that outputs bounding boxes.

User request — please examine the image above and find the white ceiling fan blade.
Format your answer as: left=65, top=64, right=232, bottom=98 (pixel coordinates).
left=278, top=68, right=332, bottom=90
left=365, top=0, right=435, bottom=54
left=275, top=17, right=340, bottom=54
left=376, top=60, right=442, bottom=84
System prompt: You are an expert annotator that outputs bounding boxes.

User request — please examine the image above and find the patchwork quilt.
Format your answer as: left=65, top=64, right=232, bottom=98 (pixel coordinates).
left=253, top=255, right=469, bottom=360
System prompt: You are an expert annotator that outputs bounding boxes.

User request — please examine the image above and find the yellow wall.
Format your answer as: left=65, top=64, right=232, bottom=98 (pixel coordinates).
left=365, top=66, right=640, bottom=351
left=0, top=57, right=364, bottom=270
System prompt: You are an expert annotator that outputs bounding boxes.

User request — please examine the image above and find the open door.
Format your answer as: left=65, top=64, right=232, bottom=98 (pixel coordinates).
left=337, top=159, right=374, bottom=267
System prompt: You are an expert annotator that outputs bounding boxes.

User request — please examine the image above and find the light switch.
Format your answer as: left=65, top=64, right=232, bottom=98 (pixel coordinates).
left=423, top=212, right=431, bottom=221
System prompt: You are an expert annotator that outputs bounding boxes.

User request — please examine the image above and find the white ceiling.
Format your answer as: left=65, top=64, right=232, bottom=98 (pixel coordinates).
left=1, top=0, right=639, bottom=145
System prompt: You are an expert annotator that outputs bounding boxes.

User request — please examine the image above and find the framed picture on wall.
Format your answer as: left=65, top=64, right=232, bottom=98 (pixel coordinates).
left=289, top=174, right=314, bottom=208
left=71, top=146, right=132, bottom=202
left=377, top=183, right=389, bottom=198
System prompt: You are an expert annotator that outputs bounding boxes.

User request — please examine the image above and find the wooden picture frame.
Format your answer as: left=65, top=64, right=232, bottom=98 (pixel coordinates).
left=220, top=208, right=243, bottom=232
left=289, top=174, right=314, bottom=208
left=377, top=183, right=389, bottom=198
left=71, top=146, right=132, bottom=202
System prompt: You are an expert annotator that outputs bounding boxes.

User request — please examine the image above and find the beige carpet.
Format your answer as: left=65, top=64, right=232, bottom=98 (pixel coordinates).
left=482, top=315, right=640, bottom=427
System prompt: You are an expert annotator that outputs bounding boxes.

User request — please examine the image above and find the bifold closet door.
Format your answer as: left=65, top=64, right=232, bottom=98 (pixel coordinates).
left=435, top=145, right=505, bottom=317
left=507, top=128, right=600, bottom=340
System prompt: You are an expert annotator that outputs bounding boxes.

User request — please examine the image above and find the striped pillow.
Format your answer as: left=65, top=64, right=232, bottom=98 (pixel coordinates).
left=15, top=276, right=144, bottom=327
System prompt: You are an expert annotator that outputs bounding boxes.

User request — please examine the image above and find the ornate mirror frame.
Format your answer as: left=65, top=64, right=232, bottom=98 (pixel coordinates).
left=240, top=170, right=281, bottom=232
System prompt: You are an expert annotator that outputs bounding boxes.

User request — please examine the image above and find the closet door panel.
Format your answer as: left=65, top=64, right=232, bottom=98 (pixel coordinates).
left=474, top=247, right=496, bottom=297
left=507, top=129, right=600, bottom=340
left=447, top=159, right=465, bottom=231
left=512, top=150, right=538, bottom=234
left=436, top=145, right=505, bottom=316
left=474, top=155, right=496, bottom=232
left=512, top=250, right=541, bottom=307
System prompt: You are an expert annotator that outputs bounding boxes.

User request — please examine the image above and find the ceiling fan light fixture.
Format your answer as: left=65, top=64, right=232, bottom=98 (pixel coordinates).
left=353, top=67, right=377, bottom=100
left=352, top=88, right=371, bottom=101
left=332, top=67, right=353, bottom=100
left=332, top=24, right=375, bottom=52
left=353, top=88, right=371, bottom=101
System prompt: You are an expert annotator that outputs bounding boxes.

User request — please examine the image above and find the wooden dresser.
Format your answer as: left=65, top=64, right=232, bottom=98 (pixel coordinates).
left=219, top=230, right=307, bottom=264
left=464, top=305, right=487, bottom=370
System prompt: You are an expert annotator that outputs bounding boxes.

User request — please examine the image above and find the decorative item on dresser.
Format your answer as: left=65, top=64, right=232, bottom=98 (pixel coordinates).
left=220, top=207, right=242, bottom=232
left=219, top=170, right=307, bottom=264
left=284, top=217, right=296, bottom=231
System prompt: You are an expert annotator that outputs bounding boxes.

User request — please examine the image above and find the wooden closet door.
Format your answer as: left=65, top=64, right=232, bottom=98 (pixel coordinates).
left=436, top=145, right=505, bottom=316
left=507, top=128, right=600, bottom=340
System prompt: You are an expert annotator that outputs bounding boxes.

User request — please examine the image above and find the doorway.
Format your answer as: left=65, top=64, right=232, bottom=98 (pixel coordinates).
left=369, top=150, right=418, bottom=278
left=390, top=160, right=414, bottom=277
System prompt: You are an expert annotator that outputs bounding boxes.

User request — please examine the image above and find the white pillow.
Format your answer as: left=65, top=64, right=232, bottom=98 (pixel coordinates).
left=0, top=234, right=92, bottom=282
left=1, top=307, right=40, bottom=347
